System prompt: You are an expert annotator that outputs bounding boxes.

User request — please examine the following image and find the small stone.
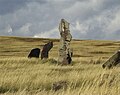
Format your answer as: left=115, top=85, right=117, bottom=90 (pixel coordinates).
left=52, top=81, right=68, bottom=91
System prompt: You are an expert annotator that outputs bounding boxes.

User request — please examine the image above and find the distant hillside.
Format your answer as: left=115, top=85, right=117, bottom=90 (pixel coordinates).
left=0, top=36, right=120, bottom=60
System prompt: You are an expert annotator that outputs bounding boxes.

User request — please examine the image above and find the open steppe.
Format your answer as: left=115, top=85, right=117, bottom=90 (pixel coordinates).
left=0, top=36, right=120, bottom=95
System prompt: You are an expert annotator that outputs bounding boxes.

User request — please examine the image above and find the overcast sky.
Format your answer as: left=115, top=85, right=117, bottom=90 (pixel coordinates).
left=0, top=0, right=120, bottom=40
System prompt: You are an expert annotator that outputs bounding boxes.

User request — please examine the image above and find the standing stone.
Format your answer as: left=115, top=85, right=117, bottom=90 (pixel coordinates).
left=28, top=48, right=40, bottom=58
left=41, top=41, right=53, bottom=59
left=102, top=50, right=120, bottom=69
left=58, top=19, right=72, bottom=65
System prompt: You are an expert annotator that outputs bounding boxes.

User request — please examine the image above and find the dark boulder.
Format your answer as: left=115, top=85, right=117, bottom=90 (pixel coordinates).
left=28, top=48, right=40, bottom=58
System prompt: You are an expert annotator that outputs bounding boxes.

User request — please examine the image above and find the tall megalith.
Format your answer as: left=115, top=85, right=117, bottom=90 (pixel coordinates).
left=58, top=19, right=72, bottom=65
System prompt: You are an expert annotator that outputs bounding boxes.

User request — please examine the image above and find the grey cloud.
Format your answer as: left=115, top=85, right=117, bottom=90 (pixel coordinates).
left=0, top=0, right=46, bottom=15
left=0, top=0, right=120, bottom=40
left=0, top=0, right=27, bottom=15
left=102, top=0, right=120, bottom=10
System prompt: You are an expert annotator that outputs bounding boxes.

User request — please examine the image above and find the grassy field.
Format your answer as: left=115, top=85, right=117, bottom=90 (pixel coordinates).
left=0, top=36, right=120, bottom=95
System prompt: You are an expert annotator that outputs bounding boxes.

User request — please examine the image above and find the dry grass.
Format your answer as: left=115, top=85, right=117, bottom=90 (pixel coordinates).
left=0, top=36, right=120, bottom=95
